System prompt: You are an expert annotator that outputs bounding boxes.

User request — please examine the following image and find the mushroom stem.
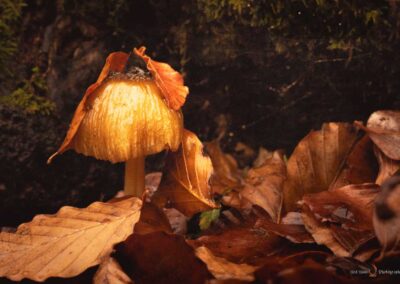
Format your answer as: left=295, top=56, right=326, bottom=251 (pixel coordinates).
left=124, top=156, right=145, bottom=197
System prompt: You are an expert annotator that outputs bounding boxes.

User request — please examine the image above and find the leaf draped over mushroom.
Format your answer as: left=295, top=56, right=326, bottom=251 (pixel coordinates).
left=0, top=197, right=142, bottom=282
left=283, top=123, right=376, bottom=212
left=134, top=46, right=189, bottom=111
left=48, top=47, right=188, bottom=163
left=47, top=52, right=129, bottom=163
left=151, top=129, right=220, bottom=217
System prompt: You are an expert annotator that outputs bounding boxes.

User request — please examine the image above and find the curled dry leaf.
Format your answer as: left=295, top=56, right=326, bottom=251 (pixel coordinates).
left=133, top=201, right=172, bottom=235
left=240, top=151, right=286, bottom=222
left=48, top=52, right=129, bottom=163
left=134, top=47, right=189, bottom=110
left=0, top=197, right=142, bottom=282
left=301, top=183, right=379, bottom=257
left=374, top=146, right=400, bottom=185
left=205, top=140, right=242, bottom=195
left=355, top=110, right=400, bottom=160
left=195, top=246, right=257, bottom=282
left=283, top=123, right=365, bottom=212
left=152, top=129, right=219, bottom=217
left=115, top=232, right=210, bottom=284
left=93, top=257, right=133, bottom=284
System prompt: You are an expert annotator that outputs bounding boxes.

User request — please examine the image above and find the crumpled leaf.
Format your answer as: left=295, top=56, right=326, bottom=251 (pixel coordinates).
left=93, top=257, right=133, bottom=284
left=355, top=110, right=400, bottom=160
left=134, top=46, right=189, bottom=110
left=283, top=123, right=365, bottom=212
left=374, top=146, right=400, bottom=185
left=195, top=246, right=257, bottom=281
left=301, top=183, right=379, bottom=257
left=255, top=217, right=314, bottom=244
left=115, top=232, right=210, bottom=284
left=47, top=52, right=129, bottom=163
left=188, top=225, right=283, bottom=265
left=152, top=129, right=219, bottom=217
left=205, top=140, right=242, bottom=195
left=240, top=151, right=286, bottom=222
left=134, top=201, right=172, bottom=235
left=0, top=197, right=142, bottom=282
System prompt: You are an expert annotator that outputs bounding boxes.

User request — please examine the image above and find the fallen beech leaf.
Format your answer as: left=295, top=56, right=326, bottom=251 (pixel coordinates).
left=48, top=52, right=129, bottom=163
left=206, top=140, right=242, bottom=195
left=0, top=197, right=142, bottom=282
left=255, top=218, right=314, bottom=244
left=283, top=123, right=360, bottom=212
left=302, top=183, right=379, bottom=231
left=301, top=183, right=379, bottom=256
left=115, top=232, right=210, bottom=284
left=188, top=226, right=283, bottom=265
left=93, top=257, right=133, bottom=284
left=134, top=47, right=189, bottom=110
left=195, top=246, right=257, bottom=281
left=355, top=110, right=400, bottom=160
left=330, top=135, right=377, bottom=190
left=301, top=205, right=350, bottom=257
left=240, top=151, right=286, bottom=222
left=374, top=147, right=400, bottom=185
left=152, top=129, right=219, bottom=217
left=134, top=201, right=172, bottom=235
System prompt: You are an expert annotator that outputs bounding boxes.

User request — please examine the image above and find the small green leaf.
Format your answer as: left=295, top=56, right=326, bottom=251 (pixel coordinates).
left=199, top=209, right=221, bottom=230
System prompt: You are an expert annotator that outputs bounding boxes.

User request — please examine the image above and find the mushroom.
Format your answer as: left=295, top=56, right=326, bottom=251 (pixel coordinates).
left=48, top=47, right=189, bottom=197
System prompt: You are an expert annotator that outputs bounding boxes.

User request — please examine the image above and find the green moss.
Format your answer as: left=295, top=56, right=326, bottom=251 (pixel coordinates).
left=0, top=0, right=25, bottom=77
left=0, top=67, right=55, bottom=115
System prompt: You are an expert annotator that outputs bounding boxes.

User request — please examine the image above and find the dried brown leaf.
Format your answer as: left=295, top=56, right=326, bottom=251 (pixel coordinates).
left=93, top=257, right=133, bottom=284
left=152, top=129, right=219, bottom=217
left=134, top=47, right=189, bottom=110
left=115, top=232, right=210, bottom=284
left=240, top=151, right=286, bottom=222
left=206, top=140, right=242, bottom=195
left=0, top=197, right=142, bottom=282
left=301, top=183, right=379, bottom=256
left=134, top=201, right=172, bottom=235
left=302, top=183, right=379, bottom=231
left=188, top=226, right=283, bottom=265
left=283, top=123, right=361, bottom=212
left=195, top=246, right=257, bottom=281
left=255, top=218, right=314, bottom=244
left=355, top=110, right=400, bottom=160
left=374, top=146, right=400, bottom=185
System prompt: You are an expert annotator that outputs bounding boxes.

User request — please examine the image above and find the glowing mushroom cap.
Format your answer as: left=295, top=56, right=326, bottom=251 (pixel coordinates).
left=47, top=47, right=189, bottom=164
left=72, top=77, right=183, bottom=163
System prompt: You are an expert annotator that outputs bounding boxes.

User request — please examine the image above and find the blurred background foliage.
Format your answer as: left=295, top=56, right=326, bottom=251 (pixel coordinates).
left=0, top=0, right=399, bottom=226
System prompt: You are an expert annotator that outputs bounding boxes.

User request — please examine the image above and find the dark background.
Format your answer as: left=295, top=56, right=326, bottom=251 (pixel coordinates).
left=1, top=0, right=399, bottom=226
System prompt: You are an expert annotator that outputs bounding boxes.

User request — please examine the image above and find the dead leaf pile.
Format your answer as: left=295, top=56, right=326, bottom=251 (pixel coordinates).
left=4, top=110, right=400, bottom=283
